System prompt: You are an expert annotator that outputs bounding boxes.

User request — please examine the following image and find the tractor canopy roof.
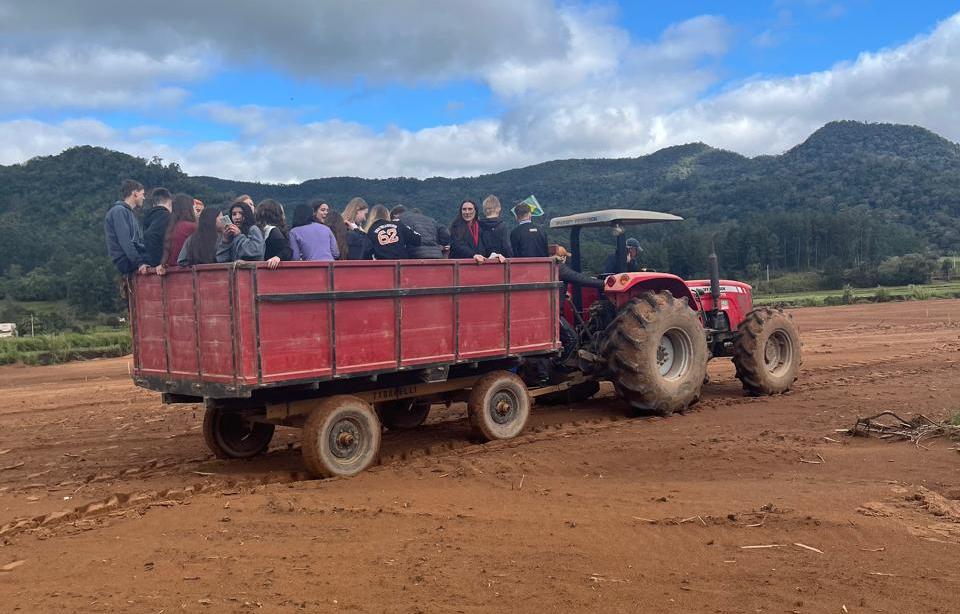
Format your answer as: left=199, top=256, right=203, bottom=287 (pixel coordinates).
left=548, top=209, right=683, bottom=229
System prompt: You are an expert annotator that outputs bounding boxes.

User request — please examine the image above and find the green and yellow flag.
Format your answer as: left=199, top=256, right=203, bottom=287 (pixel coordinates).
left=519, top=195, right=544, bottom=217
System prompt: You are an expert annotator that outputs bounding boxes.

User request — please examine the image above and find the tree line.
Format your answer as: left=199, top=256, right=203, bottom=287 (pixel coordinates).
left=0, top=120, right=957, bottom=322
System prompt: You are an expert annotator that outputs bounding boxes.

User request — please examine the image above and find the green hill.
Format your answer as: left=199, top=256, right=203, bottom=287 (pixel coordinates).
left=1, top=120, right=958, bottom=321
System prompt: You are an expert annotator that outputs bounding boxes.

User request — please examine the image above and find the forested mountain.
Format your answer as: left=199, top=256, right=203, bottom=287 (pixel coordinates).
left=1, top=120, right=958, bottom=318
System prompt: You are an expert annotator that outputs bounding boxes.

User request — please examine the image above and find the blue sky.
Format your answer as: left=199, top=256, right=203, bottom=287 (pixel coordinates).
left=1, top=1, right=958, bottom=181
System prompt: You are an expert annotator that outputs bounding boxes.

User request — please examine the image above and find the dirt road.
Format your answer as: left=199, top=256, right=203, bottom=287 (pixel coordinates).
left=1, top=300, right=959, bottom=613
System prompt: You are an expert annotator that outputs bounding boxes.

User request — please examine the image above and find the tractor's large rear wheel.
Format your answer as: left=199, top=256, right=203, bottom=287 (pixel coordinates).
left=733, top=307, right=801, bottom=395
left=601, top=291, right=708, bottom=416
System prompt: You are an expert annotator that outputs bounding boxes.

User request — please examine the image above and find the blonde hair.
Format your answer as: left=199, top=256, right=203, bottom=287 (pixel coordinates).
left=364, top=204, right=391, bottom=231
left=482, top=194, right=501, bottom=217
left=342, top=197, right=369, bottom=225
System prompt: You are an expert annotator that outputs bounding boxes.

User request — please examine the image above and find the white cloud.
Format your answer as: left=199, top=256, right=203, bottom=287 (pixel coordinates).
left=650, top=12, right=960, bottom=155
left=0, top=46, right=205, bottom=111
left=0, top=119, right=111, bottom=164
left=179, top=118, right=528, bottom=182
left=492, top=12, right=734, bottom=158
left=192, top=103, right=303, bottom=138
left=1, top=7, right=959, bottom=181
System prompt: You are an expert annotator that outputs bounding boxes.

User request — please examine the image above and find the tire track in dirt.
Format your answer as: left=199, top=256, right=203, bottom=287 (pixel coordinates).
left=5, top=345, right=958, bottom=542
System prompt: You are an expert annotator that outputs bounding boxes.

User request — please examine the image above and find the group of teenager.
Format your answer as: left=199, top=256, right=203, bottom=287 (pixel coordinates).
left=104, top=179, right=557, bottom=276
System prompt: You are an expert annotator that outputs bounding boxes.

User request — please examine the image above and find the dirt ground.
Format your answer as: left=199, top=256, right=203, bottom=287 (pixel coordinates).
left=1, top=300, right=959, bottom=613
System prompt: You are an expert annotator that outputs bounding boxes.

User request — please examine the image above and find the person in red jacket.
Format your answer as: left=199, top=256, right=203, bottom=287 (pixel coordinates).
left=157, top=193, right=197, bottom=273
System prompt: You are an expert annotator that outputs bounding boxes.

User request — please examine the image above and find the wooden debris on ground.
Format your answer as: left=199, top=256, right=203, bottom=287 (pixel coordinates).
left=844, top=411, right=960, bottom=446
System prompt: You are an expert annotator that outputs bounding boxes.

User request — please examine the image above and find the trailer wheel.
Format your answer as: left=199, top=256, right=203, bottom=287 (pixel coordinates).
left=203, top=405, right=274, bottom=459
left=302, top=395, right=381, bottom=478
left=733, top=307, right=802, bottom=395
left=468, top=371, right=531, bottom=441
left=601, top=291, right=708, bottom=416
left=377, top=400, right=431, bottom=430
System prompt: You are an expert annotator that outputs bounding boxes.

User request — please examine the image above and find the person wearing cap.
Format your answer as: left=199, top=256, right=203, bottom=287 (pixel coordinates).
left=603, top=237, right=642, bottom=273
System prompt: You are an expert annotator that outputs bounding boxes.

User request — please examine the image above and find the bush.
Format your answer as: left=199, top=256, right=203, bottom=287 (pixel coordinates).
left=841, top=284, right=855, bottom=304
left=842, top=267, right=878, bottom=288
left=940, top=258, right=955, bottom=281
left=877, top=254, right=935, bottom=286
left=909, top=284, right=930, bottom=300
left=0, top=331, right=131, bottom=365
left=873, top=286, right=891, bottom=302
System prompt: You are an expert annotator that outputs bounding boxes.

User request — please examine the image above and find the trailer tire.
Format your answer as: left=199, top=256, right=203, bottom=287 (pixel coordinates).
left=302, top=395, right=381, bottom=478
left=203, top=405, right=274, bottom=459
left=601, top=291, right=708, bottom=416
left=377, top=400, right=431, bottom=430
left=468, top=371, right=531, bottom=441
left=733, top=307, right=802, bottom=395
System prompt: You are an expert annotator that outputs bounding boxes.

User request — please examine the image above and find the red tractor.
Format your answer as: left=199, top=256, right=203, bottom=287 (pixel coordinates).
left=543, top=209, right=802, bottom=414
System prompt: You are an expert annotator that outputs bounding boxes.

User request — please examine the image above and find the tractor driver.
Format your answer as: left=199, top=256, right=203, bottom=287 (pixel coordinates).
left=603, top=237, right=642, bottom=274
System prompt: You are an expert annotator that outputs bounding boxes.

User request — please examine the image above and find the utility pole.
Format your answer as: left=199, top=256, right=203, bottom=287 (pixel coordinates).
left=30, top=314, right=35, bottom=337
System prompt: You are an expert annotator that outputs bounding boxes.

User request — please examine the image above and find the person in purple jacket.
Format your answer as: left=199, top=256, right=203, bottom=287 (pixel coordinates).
left=288, top=204, right=339, bottom=261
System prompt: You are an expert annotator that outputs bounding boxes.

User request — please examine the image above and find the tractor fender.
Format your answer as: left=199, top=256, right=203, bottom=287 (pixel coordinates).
left=603, top=272, right=699, bottom=311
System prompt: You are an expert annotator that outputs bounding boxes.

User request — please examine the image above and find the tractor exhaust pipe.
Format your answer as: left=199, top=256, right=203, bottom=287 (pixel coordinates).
left=708, top=244, right=721, bottom=309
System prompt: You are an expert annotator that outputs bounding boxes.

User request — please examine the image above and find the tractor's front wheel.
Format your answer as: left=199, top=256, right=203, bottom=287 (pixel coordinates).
left=732, top=307, right=801, bottom=395
left=601, top=291, right=708, bottom=416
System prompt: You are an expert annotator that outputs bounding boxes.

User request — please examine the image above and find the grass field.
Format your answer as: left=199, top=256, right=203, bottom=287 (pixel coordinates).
left=754, top=280, right=960, bottom=307
left=0, top=330, right=131, bottom=366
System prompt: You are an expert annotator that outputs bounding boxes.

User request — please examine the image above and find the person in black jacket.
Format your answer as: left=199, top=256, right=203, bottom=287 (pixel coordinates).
left=479, top=195, right=513, bottom=258
left=603, top=237, right=643, bottom=273
left=510, top=203, right=548, bottom=257
left=393, top=205, right=450, bottom=259
left=141, top=187, right=173, bottom=266
left=366, top=205, right=422, bottom=259
left=450, top=199, right=505, bottom=263
left=342, top=197, right=372, bottom=260
left=256, top=199, right=293, bottom=269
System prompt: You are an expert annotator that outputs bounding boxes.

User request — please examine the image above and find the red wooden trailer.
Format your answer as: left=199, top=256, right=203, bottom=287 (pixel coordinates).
left=129, top=258, right=563, bottom=477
